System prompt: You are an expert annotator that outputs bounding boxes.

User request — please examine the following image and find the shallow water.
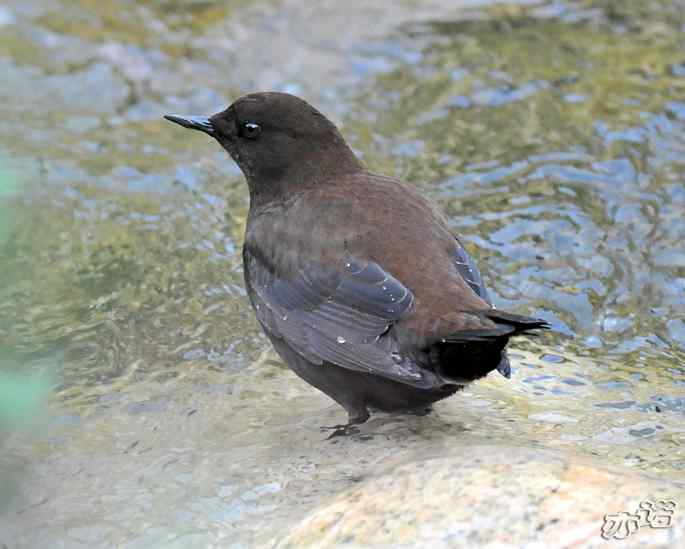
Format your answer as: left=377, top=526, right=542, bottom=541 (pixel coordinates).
left=1, top=0, right=684, bottom=546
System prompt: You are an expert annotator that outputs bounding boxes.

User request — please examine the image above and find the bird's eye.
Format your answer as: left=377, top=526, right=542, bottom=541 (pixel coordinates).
left=240, top=122, right=262, bottom=139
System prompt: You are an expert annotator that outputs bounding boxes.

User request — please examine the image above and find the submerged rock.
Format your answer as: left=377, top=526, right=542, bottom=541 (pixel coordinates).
left=275, top=445, right=685, bottom=548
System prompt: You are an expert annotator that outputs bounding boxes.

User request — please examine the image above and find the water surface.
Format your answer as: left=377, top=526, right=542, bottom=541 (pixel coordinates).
left=1, top=0, right=684, bottom=547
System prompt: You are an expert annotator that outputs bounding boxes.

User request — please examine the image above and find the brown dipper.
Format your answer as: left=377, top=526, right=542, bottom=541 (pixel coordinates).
left=165, top=92, right=548, bottom=434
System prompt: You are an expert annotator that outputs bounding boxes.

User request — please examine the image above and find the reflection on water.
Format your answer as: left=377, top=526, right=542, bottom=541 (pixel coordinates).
left=1, top=0, right=684, bottom=546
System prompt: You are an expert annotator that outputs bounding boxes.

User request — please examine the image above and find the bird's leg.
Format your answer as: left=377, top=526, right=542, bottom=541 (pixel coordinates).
left=321, top=407, right=369, bottom=439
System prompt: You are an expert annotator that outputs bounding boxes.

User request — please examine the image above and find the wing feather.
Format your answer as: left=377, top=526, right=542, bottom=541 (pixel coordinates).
left=454, top=239, right=491, bottom=304
left=244, top=250, right=437, bottom=388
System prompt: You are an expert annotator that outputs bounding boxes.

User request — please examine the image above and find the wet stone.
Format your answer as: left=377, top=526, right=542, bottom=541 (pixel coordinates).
left=240, top=482, right=282, bottom=501
left=67, top=525, right=110, bottom=544
left=52, top=414, right=81, bottom=425
left=274, top=446, right=685, bottom=548
left=638, top=396, right=685, bottom=414
left=523, top=374, right=555, bottom=383
left=561, top=377, right=586, bottom=386
left=528, top=412, right=578, bottom=424
left=628, top=428, right=656, bottom=438
left=126, top=399, right=168, bottom=415
left=597, top=380, right=632, bottom=391
left=667, top=319, right=685, bottom=349
left=594, top=423, right=662, bottom=444
left=595, top=401, right=636, bottom=410
left=0, top=6, right=15, bottom=26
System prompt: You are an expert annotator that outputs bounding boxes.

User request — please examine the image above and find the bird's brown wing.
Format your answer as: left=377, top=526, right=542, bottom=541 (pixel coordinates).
left=243, top=249, right=442, bottom=389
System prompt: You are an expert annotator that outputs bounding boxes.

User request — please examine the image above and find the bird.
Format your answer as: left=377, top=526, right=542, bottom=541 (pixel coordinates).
left=165, top=92, right=549, bottom=435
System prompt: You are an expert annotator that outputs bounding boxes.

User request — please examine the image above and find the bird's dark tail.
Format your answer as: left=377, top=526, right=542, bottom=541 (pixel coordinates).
left=428, top=310, right=549, bottom=383
left=485, top=310, right=549, bottom=379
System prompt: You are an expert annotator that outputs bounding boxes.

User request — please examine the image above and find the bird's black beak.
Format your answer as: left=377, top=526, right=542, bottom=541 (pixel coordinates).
left=164, top=115, right=215, bottom=136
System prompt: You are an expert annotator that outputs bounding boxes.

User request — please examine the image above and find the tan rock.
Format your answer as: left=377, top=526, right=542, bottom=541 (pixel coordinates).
left=275, top=445, right=685, bottom=548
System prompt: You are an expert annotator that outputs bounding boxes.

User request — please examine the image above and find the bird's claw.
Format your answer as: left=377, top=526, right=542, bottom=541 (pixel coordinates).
left=321, top=424, right=361, bottom=439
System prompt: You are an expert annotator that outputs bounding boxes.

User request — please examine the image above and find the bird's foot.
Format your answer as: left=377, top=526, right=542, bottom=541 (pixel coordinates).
left=321, top=408, right=369, bottom=439
left=321, top=423, right=361, bottom=439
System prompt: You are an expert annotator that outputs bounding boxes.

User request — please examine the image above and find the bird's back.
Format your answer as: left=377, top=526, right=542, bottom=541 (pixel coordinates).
left=246, top=170, right=495, bottom=343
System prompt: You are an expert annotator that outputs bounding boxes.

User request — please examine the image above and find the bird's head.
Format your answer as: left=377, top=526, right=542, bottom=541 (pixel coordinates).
left=165, top=92, right=363, bottom=203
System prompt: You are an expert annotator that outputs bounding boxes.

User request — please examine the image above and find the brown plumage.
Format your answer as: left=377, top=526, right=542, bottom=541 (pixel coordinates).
left=165, top=92, right=549, bottom=433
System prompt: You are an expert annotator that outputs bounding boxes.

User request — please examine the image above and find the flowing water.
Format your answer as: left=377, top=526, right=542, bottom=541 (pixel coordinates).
left=0, top=0, right=684, bottom=547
